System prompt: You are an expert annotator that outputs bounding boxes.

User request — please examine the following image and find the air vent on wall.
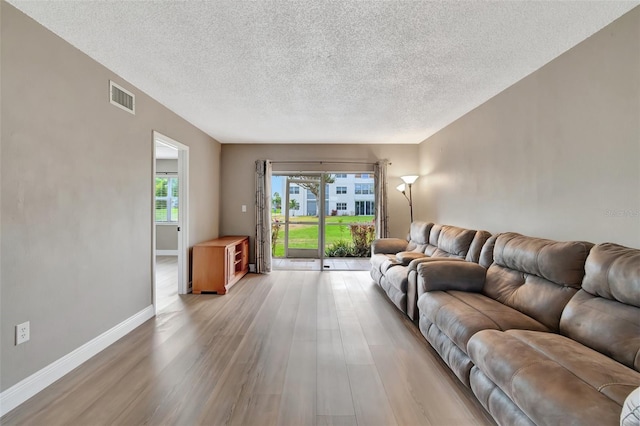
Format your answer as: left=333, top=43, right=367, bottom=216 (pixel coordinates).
left=109, top=80, right=135, bottom=114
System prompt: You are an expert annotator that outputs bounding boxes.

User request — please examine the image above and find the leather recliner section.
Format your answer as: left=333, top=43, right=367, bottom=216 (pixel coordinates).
left=417, top=233, right=593, bottom=387
left=465, top=242, right=640, bottom=425
left=371, top=223, right=491, bottom=320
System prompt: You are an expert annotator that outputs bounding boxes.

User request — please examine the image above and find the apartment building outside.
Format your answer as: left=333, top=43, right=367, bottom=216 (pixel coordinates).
left=272, top=173, right=376, bottom=217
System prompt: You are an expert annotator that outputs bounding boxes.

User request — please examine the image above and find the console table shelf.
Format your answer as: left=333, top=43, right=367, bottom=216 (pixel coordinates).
left=192, top=236, right=249, bottom=294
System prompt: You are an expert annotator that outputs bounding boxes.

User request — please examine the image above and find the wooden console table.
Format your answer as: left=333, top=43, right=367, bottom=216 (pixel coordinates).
left=192, top=236, right=249, bottom=294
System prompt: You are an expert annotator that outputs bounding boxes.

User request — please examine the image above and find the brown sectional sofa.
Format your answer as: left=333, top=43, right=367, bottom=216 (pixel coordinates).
left=417, top=233, right=593, bottom=386
left=371, top=227, right=640, bottom=425
left=370, top=221, right=492, bottom=320
left=467, top=242, right=640, bottom=425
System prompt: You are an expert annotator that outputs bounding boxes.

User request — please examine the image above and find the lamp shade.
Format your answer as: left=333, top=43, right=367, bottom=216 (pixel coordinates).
left=396, top=183, right=406, bottom=192
left=401, top=175, right=419, bottom=185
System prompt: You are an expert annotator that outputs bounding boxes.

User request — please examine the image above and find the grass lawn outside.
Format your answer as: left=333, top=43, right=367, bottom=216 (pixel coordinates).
left=155, top=208, right=179, bottom=222
left=271, top=215, right=374, bottom=257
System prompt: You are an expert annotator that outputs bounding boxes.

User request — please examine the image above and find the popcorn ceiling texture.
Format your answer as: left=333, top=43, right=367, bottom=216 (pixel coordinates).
left=8, top=1, right=639, bottom=144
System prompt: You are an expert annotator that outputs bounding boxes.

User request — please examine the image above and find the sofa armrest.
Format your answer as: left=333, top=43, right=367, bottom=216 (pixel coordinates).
left=371, top=238, right=408, bottom=255
left=417, top=261, right=486, bottom=293
left=408, top=256, right=464, bottom=271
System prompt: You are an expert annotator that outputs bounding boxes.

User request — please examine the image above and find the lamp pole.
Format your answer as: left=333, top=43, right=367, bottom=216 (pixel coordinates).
left=397, top=175, right=419, bottom=224
left=407, top=183, right=413, bottom=223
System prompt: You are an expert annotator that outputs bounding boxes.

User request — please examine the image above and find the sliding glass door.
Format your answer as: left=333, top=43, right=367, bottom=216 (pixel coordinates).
left=271, top=172, right=376, bottom=270
left=284, top=177, right=321, bottom=259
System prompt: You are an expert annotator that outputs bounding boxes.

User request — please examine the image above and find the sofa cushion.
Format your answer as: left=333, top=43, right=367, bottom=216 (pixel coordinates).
left=385, top=264, right=410, bottom=293
left=465, top=230, right=492, bottom=263
left=560, top=243, right=640, bottom=372
left=478, top=234, right=499, bottom=269
left=561, top=290, right=640, bottom=373
left=434, top=225, right=476, bottom=258
left=406, top=221, right=432, bottom=250
left=370, top=253, right=395, bottom=272
left=492, top=232, right=591, bottom=287
left=483, top=233, right=593, bottom=331
left=581, top=242, right=640, bottom=307
left=396, top=251, right=427, bottom=265
left=420, top=316, right=476, bottom=386
left=470, top=367, right=535, bottom=426
left=417, top=291, right=549, bottom=353
left=371, top=237, right=408, bottom=255
left=467, top=329, right=640, bottom=425
left=424, top=224, right=443, bottom=256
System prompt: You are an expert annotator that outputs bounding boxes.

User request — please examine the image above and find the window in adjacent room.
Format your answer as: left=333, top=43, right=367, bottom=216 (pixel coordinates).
left=155, top=176, right=179, bottom=222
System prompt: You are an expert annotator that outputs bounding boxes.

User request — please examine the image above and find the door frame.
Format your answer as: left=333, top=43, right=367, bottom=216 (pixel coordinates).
left=281, top=174, right=328, bottom=269
left=152, top=131, right=190, bottom=314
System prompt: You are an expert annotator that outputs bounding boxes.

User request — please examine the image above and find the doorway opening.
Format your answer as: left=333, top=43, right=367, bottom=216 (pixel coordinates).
left=152, top=131, right=189, bottom=313
left=271, top=172, right=375, bottom=271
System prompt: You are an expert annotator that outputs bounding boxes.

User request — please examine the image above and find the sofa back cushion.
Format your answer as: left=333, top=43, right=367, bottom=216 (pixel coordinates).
left=560, top=243, right=640, bottom=371
left=424, top=225, right=476, bottom=260
left=424, top=224, right=442, bottom=255
left=478, top=234, right=499, bottom=269
left=406, top=221, right=433, bottom=251
left=483, top=232, right=593, bottom=331
left=465, top=230, right=492, bottom=263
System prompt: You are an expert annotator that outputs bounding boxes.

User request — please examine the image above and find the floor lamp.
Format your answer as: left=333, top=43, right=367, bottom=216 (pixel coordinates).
left=396, top=175, right=419, bottom=223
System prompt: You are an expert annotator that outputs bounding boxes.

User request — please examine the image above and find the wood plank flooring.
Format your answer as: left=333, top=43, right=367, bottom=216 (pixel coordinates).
left=2, top=269, right=495, bottom=426
left=156, top=255, right=179, bottom=311
left=272, top=258, right=371, bottom=271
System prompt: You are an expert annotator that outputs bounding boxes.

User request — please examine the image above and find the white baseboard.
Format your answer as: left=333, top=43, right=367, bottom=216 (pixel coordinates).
left=156, top=250, right=178, bottom=256
left=0, top=305, right=155, bottom=417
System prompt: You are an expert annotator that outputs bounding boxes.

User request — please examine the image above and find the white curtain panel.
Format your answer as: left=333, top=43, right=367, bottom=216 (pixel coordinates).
left=374, top=160, right=389, bottom=239
left=255, top=159, right=272, bottom=273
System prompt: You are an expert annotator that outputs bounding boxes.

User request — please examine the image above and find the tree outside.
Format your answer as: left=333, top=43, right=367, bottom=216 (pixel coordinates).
left=272, top=192, right=281, bottom=210
left=288, top=199, right=300, bottom=216
left=288, top=174, right=335, bottom=201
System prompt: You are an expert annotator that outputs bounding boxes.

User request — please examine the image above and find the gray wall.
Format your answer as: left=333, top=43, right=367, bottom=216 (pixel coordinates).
left=156, top=158, right=178, bottom=174
left=1, top=3, right=221, bottom=390
left=155, top=159, right=179, bottom=251
left=156, top=225, right=179, bottom=251
left=415, top=7, right=640, bottom=248
left=220, top=144, right=420, bottom=261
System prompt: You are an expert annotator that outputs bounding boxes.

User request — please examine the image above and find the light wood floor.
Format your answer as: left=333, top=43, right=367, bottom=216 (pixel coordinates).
left=156, top=255, right=179, bottom=311
left=2, top=270, right=494, bottom=426
left=272, top=258, right=371, bottom=271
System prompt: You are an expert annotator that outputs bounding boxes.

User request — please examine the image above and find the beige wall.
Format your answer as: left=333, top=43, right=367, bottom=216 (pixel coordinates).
left=1, top=3, right=221, bottom=390
left=220, top=144, right=420, bottom=260
left=415, top=7, right=640, bottom=248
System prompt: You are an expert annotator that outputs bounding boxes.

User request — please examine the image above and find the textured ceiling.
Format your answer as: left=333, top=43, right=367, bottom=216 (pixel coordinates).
left=8, top=1, right=639, bottom=144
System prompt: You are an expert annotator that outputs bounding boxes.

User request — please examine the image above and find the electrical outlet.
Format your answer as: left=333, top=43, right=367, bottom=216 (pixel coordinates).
left=16, top=321, right=30, bottom=345
left=241, top=204, right=247, bottom=213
